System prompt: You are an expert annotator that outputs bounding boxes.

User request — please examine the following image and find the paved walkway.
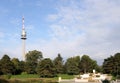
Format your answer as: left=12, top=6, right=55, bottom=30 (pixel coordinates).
left=59, top=79, right=98, bottom=83
left=60, top=82, right=97, bottom=83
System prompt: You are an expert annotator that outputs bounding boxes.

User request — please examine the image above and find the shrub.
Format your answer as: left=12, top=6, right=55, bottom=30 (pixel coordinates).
left=102, top=79, right=110, bottom=83
left=89, top=73, right=93, bottom=76
left=96, top=75, right=100, bottom=77
left=111, top=76, right=116, bottom=81
left=21, top=72, right=27, bottom=75
left=77, top=77, right=81, bottom=79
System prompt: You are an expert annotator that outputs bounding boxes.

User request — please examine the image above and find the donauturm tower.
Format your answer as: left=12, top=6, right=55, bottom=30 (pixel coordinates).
left=21, top=17, right=27, bottom=60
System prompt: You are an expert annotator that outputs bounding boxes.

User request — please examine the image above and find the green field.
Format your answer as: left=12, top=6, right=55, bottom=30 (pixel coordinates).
left=11, top=74, right=74, bottom=79
left=0, top=74, right=74, bottom=83
left=11, top=74, right=39, bottom=79
left=57, top=74, right=75, bottom=79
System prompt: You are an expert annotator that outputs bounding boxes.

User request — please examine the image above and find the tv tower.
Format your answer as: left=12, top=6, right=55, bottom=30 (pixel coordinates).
left=21, top=17, right=27, bottom=60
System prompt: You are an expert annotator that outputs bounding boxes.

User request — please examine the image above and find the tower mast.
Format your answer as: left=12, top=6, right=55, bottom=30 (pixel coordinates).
left=21, top=17, right=27, bottom=60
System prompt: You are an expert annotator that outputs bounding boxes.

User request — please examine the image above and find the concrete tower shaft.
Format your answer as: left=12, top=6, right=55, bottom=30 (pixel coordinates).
left=21, top=17, right=27, bottom=60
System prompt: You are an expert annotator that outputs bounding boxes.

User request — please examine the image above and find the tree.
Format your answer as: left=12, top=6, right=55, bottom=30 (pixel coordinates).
left=53, top=53, right=64, bottom=74
left=65, top=56, right=80, bottom=75
left=19, top=61, right=26, bottom=73
left=37, top=58, right=56, bottom=78
left=80, top=55, right=98, bottom=73
left=0, top=55, right=15, bottom=74
left=0, top=60, right=2, bottom=75
left=102, top=56, right=114, bottom=74
left=114, top=53, right=120, bottom=75
left=25, top=50, right=43, bottom=74
left=102, top=53, right=120, bottom=76
left=11, top=58, right=23, bottom=74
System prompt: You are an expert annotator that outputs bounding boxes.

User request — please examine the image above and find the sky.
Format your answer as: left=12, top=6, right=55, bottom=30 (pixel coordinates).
left=0, top=0, right=120, bottom=65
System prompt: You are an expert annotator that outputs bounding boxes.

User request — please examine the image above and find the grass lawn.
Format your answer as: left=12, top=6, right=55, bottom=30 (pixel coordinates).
left=58, top=74, right=75, bottom=79
left=0, top=74, right=75, bottom=83
left=11, top=74, right=74, bottom=79
left=11, top=74, right=39, bottom=79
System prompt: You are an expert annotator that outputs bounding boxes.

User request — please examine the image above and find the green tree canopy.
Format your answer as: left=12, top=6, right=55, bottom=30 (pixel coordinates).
left=37, top=58, right=56, bottom=78
left=25, top=50, right=43, bottom=74
left=11, top=58, right=23, bottom=74
left=103, top=53, right=120, bottom=76
left=80, top=55, right=98, bottom=73
left=53, top=53, right=64, bottom=74
left=0, top=60, right=2, bottom=75
left=19, top=61, right=26, bottom=73
left=0, top=55, right=15, bottom=74
left=65, top=56, right=80, bottom=75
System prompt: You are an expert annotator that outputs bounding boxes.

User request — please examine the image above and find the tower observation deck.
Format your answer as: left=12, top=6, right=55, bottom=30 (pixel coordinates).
left=21, top=17, right=27, bottom=40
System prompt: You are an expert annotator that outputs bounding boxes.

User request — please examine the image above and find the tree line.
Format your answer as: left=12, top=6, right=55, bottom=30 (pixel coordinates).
left=102, top=53, right=120, bottom=76
left=0, top=50, right=120, bottom=77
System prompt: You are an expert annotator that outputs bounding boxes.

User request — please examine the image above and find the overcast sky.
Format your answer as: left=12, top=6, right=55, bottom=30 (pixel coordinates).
left=0, top=0, right=120, bottom=64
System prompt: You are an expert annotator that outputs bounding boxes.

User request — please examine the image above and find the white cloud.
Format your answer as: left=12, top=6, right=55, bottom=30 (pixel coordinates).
left=43, top=0, right=120, bottom=64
